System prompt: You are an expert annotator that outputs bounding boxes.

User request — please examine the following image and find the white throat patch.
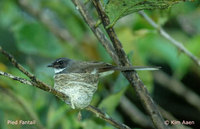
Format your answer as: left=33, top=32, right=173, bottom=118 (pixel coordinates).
left=54, top=68, right=66, bottom=74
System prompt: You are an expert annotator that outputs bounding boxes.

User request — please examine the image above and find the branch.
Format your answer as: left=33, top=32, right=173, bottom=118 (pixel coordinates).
left=71, top=0, right=119, bottom=63
left=0, top=46, right=131, bottom=129
left=71, top=0, right=167, bottom=128
left=86, top=105, right=131, bottom=129
left=91, top=1, right=167, bottom=129
left=154, top=71, right=200, bottom=112
left=120, top=96, right=192, bottom=129
left=0, top=46, right=67, bottom=100
left=16, top=0, right=77, bottom=45
left=0, top=71, right=33, bottom=85
left=138, top=11, right=200, bottom=67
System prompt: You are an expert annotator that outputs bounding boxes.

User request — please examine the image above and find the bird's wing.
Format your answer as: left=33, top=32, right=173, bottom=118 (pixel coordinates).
left=61, top=60, right=114, bottom=73
left=62, top=60, right=160, bottom=73
left=80, top=61, right=115, bottom=73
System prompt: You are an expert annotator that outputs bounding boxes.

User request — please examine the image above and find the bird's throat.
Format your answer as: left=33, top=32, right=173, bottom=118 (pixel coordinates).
left=54, top=68, right=66, bottom=74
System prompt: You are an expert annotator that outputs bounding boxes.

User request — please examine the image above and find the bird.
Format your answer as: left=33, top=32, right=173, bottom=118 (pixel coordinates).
left=47, top=57, right=159, bottom=109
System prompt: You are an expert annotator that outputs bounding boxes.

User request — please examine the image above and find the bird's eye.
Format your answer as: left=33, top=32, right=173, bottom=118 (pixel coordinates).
left=59, top=61, right=63, bottom=65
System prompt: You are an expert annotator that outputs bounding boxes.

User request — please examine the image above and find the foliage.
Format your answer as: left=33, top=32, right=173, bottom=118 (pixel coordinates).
left=0, top=0, right=200, bottom=129
left=101, top=0, right=187, bottom=27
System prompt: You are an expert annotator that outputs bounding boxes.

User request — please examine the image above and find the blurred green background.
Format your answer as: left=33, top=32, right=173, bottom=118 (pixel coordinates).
left=0, top=0, right=200, bottom=129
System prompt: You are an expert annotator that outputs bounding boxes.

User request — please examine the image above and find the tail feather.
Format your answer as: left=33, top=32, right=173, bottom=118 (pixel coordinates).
left=99, top=66, right=160, bottom=72
left=114, top=66, right=161, bottom=71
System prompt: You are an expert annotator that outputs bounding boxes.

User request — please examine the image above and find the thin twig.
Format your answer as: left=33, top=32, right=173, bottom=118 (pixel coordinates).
left=0, top=46, right=131, bottom=129
left=91, top=0, right=130, bottom=66
left=138, top=11, right=200, bottom=67
left=91, top=1, right=167, bottom=129
left=71, top=0, right=119, bottom=63
left=0, top=46, right=67, bottom=100
left=0, top=71, right=33, bottom=85
left=154, top=71, right=200, bottom=112
left=0, top=86, right=46, bottom=129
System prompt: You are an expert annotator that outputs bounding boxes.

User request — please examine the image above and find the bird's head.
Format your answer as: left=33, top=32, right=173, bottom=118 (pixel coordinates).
left=47, top=58, right=71, bottom=73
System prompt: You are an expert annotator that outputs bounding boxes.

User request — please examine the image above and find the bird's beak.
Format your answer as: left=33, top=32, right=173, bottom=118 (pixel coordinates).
left=47, top=64, right=53, bottom=68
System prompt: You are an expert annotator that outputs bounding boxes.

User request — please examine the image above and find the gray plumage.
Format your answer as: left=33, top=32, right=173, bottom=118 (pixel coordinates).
left=48, top=58, right=160, bottom=109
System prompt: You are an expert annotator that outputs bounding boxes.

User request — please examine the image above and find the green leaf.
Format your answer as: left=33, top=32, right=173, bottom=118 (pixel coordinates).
left=101, top=0, right=185, bottom=27
left=98, top=87, right=126, bottom=114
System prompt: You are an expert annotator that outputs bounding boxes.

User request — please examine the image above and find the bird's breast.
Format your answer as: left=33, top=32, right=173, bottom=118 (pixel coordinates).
left=53, top=73, right=99, bottom=109
left=54, top=73, right=99, bottom=86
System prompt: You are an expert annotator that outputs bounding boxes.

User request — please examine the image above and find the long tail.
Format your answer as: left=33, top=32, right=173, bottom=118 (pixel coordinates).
left=113, top=66, right=161, bottom=71
left=99, top=66, right=160, bottom=72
